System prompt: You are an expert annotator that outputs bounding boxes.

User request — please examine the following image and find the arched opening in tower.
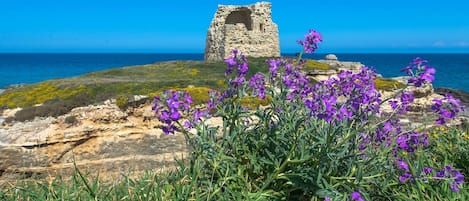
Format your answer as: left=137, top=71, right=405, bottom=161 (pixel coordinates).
left=225, top=9, right=252, bottom=31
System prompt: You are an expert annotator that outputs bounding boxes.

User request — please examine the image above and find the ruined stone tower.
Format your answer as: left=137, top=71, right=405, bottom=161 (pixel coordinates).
left=204, top=2, right=280, bottom=61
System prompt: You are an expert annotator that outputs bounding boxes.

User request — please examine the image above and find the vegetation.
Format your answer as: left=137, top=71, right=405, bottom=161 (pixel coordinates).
left=0, top=58, right=271, bottom=122
left=374, top=77, right=406, bottom=91
left=303, top=59, right=330, bottom=70
left=1, top=30, right=467, bottom=200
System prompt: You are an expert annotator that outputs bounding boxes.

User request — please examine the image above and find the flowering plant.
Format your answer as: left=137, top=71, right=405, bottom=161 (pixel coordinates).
left=152, top=30, right=467, bottom=200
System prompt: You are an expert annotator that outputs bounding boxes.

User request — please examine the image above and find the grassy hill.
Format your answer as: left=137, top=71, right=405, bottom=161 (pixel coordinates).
left=0, top=57, right=403, bottom=122
left=0, top=58, right=274, bottom=121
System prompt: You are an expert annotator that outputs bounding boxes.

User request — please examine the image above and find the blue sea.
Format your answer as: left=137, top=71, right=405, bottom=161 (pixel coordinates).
left=0, top=53, right=468, bottom=92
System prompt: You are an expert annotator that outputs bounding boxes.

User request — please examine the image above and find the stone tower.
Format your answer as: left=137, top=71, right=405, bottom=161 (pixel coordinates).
left=204, top=2, right=280, bottom=61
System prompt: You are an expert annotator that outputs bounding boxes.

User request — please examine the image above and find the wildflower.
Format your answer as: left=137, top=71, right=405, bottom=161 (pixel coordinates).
left=435, top=165, right=465, bottom=192
left=395, top=131, right=428, bottom=153
left=397, top=159, right=409, bottom=171
left=249, top=73, right=266, bottom=99
left=396, top=90, right=414, bottom=114
left=402, top=57, right=436, bottom=87
left=297, top=29, right=322, bottom=53
left=267, top=58, right=281, bottom=79
left=431, top=93, right=465, bottom=125
left=152, top=90, right=193, bottom=135
left=399, top=172, right=413, bottom=183
left=350, top=191, right=364, bottom=201
left=224, top=50, right=249, bottom=87
left=421, top=167, right=433, bottom=175
left=208, top=90, right=220, bottom=109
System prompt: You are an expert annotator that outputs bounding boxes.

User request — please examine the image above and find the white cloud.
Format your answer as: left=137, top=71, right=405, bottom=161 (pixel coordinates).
left=455, top=41, right=469, bottom=47
left=432, top=41, right=447, bottom=47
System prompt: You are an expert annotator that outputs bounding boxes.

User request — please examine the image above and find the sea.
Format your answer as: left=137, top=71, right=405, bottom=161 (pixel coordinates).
left=0, top=53, right=468, bottom=92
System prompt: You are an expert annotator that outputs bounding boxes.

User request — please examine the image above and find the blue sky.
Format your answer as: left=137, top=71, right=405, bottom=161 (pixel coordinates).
left=1, top=0, right=468, bottom=53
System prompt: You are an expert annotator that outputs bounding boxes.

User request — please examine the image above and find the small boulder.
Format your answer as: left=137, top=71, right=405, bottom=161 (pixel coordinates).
left=325, top=54, right=338, bottom=61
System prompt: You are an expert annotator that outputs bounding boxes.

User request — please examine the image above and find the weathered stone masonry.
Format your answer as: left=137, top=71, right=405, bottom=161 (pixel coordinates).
left=204, top=2, right=280, bottom=61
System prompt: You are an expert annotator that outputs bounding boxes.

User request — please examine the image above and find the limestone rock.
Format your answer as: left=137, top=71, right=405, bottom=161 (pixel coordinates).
left=0, top=102, right=189, bottom=184
left=306, top=59, right=365, bottom=81
left=325, top=54, right=338, bottom=60
left=204, top=2, right=280, bottom=61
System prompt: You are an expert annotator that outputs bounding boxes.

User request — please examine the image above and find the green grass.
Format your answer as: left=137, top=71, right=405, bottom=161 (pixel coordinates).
left=374, top=77, right=406, bottom=91
left=0, top=58, right=271, bottom=121
left=0, top=58, right=271, bottom=109
left=303, top=59, right=330, bottom=70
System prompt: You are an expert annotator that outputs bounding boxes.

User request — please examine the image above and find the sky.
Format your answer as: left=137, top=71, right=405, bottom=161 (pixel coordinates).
left=1, top=0, right=468, bottom=53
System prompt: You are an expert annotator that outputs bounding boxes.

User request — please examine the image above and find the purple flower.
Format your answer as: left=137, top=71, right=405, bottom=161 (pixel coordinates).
left=305, top=67, right=381, bottom=123
left=249, top=73, right=266, bottom=99
left=183, top=120, right=192, bottom=129
left=422, top=167, right=433, bottom=175
left=395, top=131, right=428, bottom=153
left=431, top=93, right=465, bottom=125
left=350, top=191, right=364, bottom=201
left=399, top=172, right=413, bottom=183
left=224, top=50, right=250, bottom=88
left=402, top=57, right=436, bottom=87
left=325, top=196, right=331, bottom=201
left=152, top=90, right=194, bottom=135
left=393, top=90, right=415, bottom=114
left=267, top=58, right=281, bottom=79
left=297, top=29, right=322, bottom=53
left=160, top=110, right=169, bottom=120
left=397, top=159, right=409, bottom=171
left=224, top=57, right=236, bottom=76
left=170, top=111, right=180, bottom=121
left=207, top=90, right=224, bottom=109
left=434, top=165, right=465, bottom=192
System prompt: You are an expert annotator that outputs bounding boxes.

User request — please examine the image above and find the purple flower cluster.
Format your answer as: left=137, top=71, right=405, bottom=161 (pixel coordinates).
left=396, top=159, right=434, bottom=183
left=266, top=57, right=312, bottom=101
left=435, top=165, right=465, bottom=192
left=305, top=68, right=381, bottom=123
left=224, top=49, right=249, bottom=87
left=249, top=73, right=266, bottom=99
left=208, top=90, right=223, bottom=109
left=152, top=90, right=193, bottom=134
left=267, top=58, right=281, bottom=80
left=401, top=57, right=436, bottom=87
left=431, top=93, right=465, bottom=125
left=297, top=29, right=322, bottom=53
left=282, top=63, right=311, bottom=100
left=184, top=108, right=208, bottom=129
left=389, top=90, right=415, bottom=114
left=395, top=131, right=429, bottom=153
left=396, top=159, right=415, bottom=183
left=371, top=118, right=401, bottom=148
left=350, top=191, right=364, bottom=201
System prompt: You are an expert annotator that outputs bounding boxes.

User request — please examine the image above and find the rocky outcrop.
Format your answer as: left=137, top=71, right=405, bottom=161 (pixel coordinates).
left=325, top=54, right=338, bottom=61
left=306, top=55, right=365, bottom=81
left=0, top=101, right=189, bottom=183
left=204, top=2, right=280, bottom=61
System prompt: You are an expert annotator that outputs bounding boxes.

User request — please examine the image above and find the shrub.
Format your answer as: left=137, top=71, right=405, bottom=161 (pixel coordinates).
left=374, top=77, right=406, bottom=91
left=151, top=30, right=467, bottom=200
left=0, top=82, right=87, bottom=108
left=115, top=95, right=129, bottom=110
left=14, top=92, right=93, bottom=122
left=303, top=59, right=330, bottom=70
left=64, top=115, right=79, bottom=125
